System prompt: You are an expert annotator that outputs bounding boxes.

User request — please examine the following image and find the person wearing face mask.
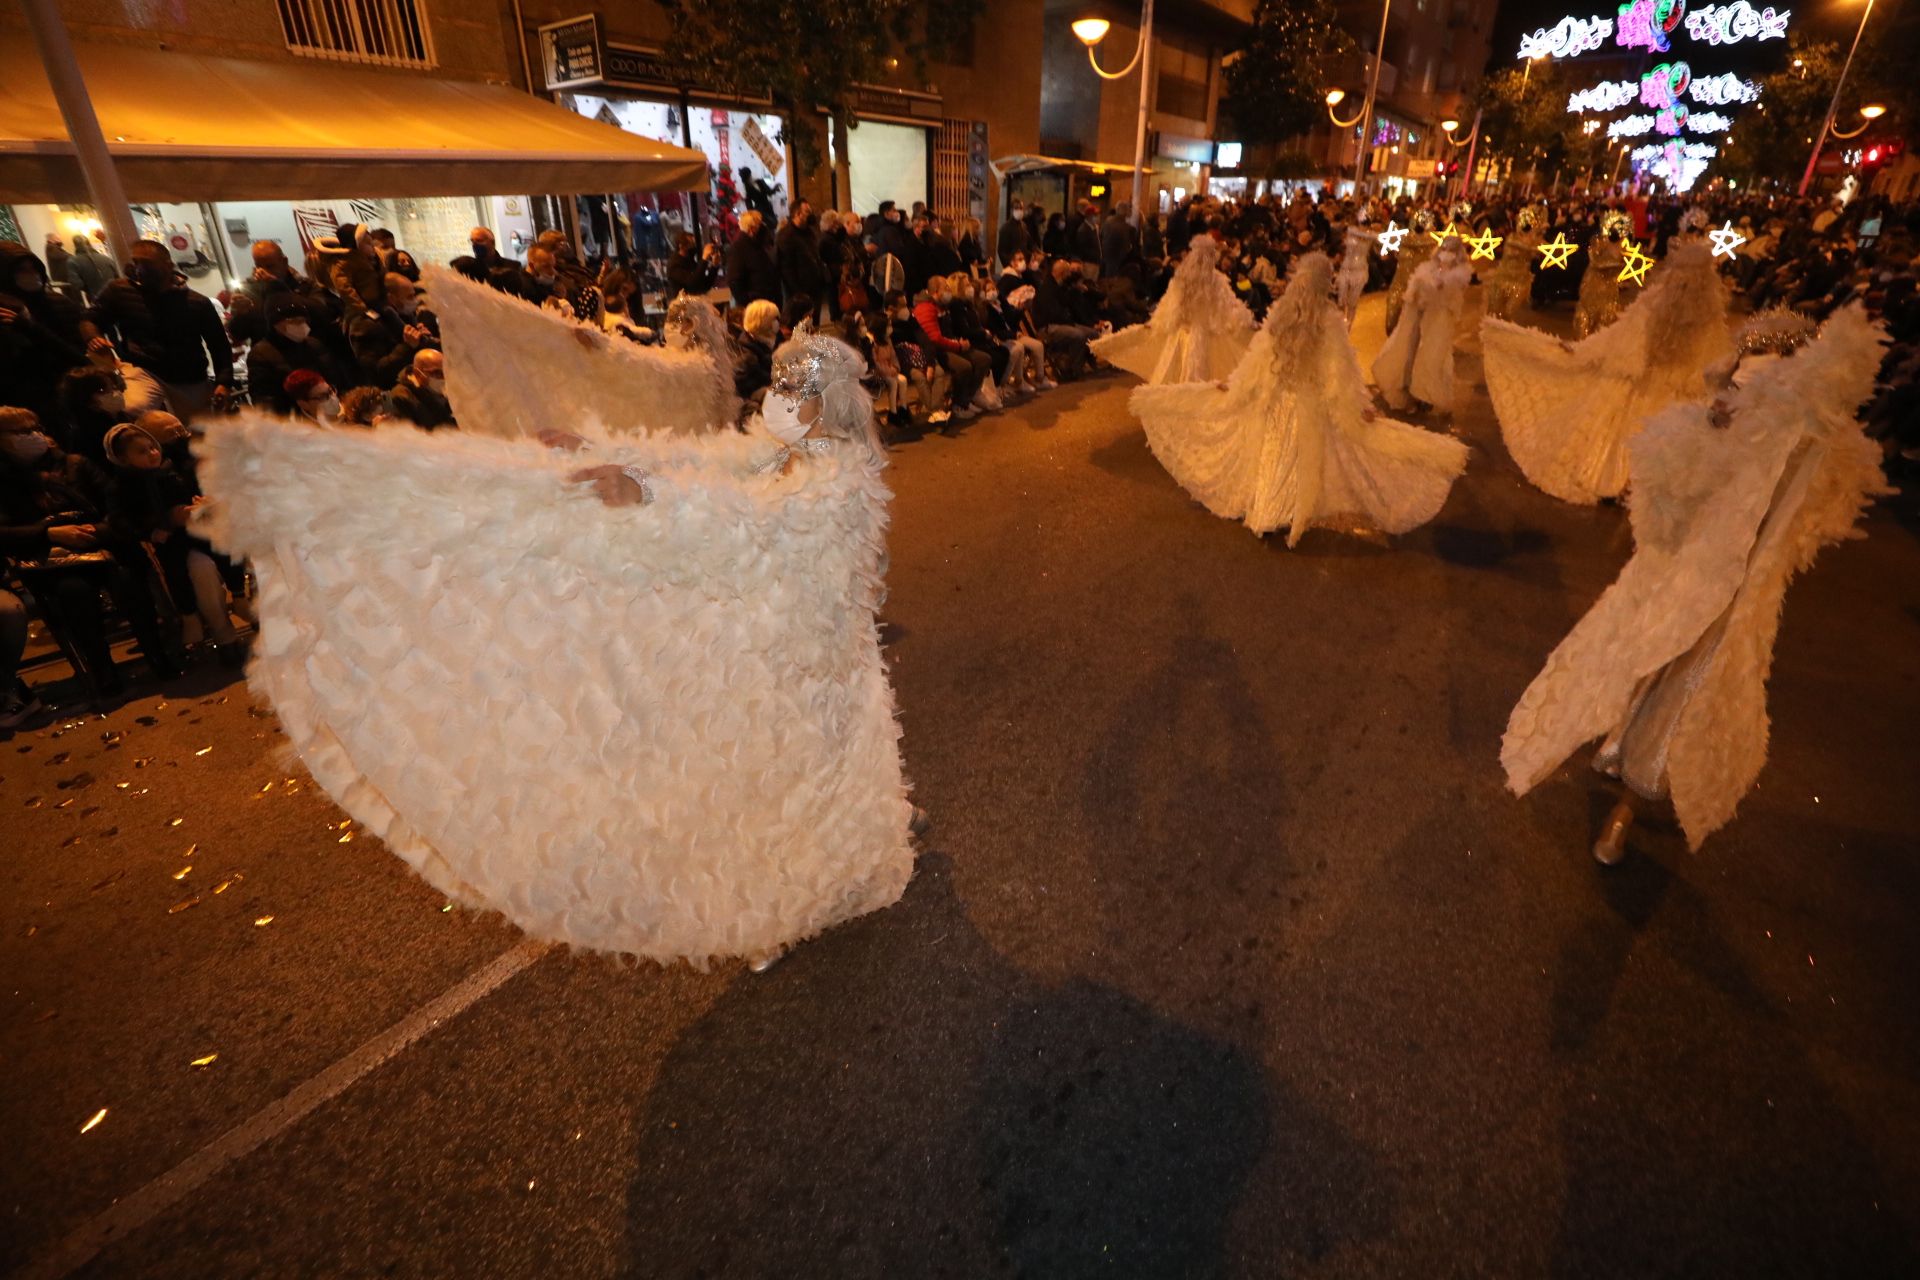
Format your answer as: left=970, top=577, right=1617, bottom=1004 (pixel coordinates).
left=80, top=239, right=232, bottom=422
left=725, top=212, right=781, bottom=311
left=284, top=370, right=342, bottom=425
left=248, top=294, right=343, bottom=414
left=665, top=234, right=720, bottom=300
left=733, top=299, right=781, bottom=407
left=451, top=226, right=525, bottom=295
left=56, top=364, right=135, bottom=460
left=0, top=406, right=182, bottom=697
left=912, top=276, right=987, bottom=422
left=0, top=240, right=88, bottom=425
left=390, top=349, right=456, bottom=430
left=348, top=272, right=438, bottom=389
left=227, top=240, right=335, bottom=347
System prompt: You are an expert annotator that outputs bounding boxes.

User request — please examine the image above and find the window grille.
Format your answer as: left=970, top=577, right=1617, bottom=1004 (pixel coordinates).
left=277, top=0, right=435, bottom=69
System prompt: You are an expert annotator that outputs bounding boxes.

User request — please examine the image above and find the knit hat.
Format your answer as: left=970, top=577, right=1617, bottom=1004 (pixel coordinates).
left=284, top=369, right=329, bottom=403
left=267, top=294, right=307, bottom=322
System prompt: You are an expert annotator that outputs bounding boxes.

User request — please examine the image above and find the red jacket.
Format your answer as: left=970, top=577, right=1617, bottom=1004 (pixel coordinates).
left=913, top=298, right=967, bottom=352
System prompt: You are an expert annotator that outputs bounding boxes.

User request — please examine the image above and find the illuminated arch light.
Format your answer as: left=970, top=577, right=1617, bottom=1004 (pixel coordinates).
left=1656, top=104, right=1691, bottom=135
left=1518, top=14, right=1615, bottom=58
left=1685, top=1, right=1789, bottom=46
left=1609, top=114, right=1657, bottom=139
left=1639, top=62, right=1691, bottom=109
left=1686, top=110, right=1732, bottom=134
left=1616, top=0, right=1687, bottom=54
left=1690, top=73, right=1760, bottom=105
left=1631, top=140, right=1717, bottom=163
left=1569, top=81, right=1639, bottom=113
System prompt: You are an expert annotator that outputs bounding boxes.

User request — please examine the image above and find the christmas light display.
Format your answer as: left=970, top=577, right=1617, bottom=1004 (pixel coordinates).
left=1708, top=221, right=1747, bottom=257
left=1657, top=104, right=1691, bottom=135
left=1640, top=61, right=1692, bottom=109
left=1518, top=13, right=1614, bottom=58
left=1465, top=228, right=1503, bottom=260
left=1687, top=111, right=1732, bottom=133
left=1685, top=1, right=1789, bottom=45
left=1377, top=221, right=1407, bottom=253
left=1537, top=233, right=1579, bottom=269
left=1617, top=239, right=1656, bottom=284
left=1615, top=0, right=1687, bottom=53
left=1569, top=81, right=1640, bottom=114
left=1609, top=114, right=1658, bottom=139
left=1689, top=73, right=1761, bottom=105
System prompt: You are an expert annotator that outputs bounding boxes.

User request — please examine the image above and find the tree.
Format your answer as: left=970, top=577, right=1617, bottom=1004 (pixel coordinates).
left=1712, top=35, right=1847, bottom=185
left=657, top=0, right=981, bottom=181
left=1221, top=0, right=1359, bottom=147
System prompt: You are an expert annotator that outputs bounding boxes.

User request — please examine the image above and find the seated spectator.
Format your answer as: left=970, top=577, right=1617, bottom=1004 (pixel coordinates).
left=451, top=226, right=525, bottom=294
left=877, top=292, right=949, bottom=427
left=101, top=415, right=247, bottom=663
left=284, top=370, right=340, bottom=425
left=390, top=349, right=455, bottom=430
left=941, top=274, right=1005, bottom=405
left=248, top=294, right=343, bottom=413
left=782, top=293, right=817, bottom=335
left=0, top=406, right=180, bottom=695
left=1030, top=259, right=1102, bottom=372
left=914, top=276, right=989, bottom=420
left=734, top=299, right=781, bottom=406
left=348, top=272, right=437, bottom=389
left=980, top=275, right=1049, bottom=396
left=336, top=386, right=390, bottom=428
left=57, top=364, right=132, bottom=460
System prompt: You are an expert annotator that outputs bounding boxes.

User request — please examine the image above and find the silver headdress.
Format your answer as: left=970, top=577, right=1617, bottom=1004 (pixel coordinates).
left=665, top=292, right=729, bottom=353
left=769, top=332, right=882, bottom=460
left=1600, top=209, right=1632, bottom=238
left=1515, top=204, right=1544, bottom=233
left=1737, top=308, right=1818, bottom=357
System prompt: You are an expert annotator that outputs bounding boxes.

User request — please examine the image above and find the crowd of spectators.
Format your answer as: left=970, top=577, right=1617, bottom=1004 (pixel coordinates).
left=4, top=179, right=1915, bottom=726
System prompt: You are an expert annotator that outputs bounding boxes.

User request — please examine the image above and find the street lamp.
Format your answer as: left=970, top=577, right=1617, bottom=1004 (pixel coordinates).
left=1798, top=0, right=1878, bottom=196
left=1324, top=0, right=1394, bottom=193
left=1441, top=113, right=1482, bottom=200
left=1075, top=4, right=1154, bottom=227
left=1827, top=103, right=1888, bottom=140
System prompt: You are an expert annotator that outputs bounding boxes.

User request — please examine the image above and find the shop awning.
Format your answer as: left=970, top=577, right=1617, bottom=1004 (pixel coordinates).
left=0, top=43, right=711, bottom=204
left=989, top=154, right=1143, bottom=179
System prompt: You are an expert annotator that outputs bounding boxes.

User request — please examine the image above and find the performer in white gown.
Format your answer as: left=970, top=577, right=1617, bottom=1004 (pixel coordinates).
left=1131, top=254, right=1469, bottom=547
left=1383, top=211, right=1437, bottom=334
left=1501, top=306, right=1889, bottom=861
left=1335, top=222, right=1377, bottom=326
left=1089, top=236, right=1253, bottom=385
left=195, top=332, right=914, bottom=967
left=426, top=266, right=738, bottom=437
left=1484, top=239, right=1733, bottom=504
left=1372, top=234, right=1472, bottom=415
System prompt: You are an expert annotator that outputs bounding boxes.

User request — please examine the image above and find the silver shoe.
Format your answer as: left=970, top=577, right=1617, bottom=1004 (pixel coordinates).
left=1593, top=800, right=1633, bottom=866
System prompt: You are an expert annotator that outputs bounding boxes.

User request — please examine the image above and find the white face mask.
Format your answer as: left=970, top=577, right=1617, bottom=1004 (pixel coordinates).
left=94, top=392, right=125, bottom=414
left=762, top=393, right=812, bottom=445
left=2, top=432, right=51, bottom=462
left=278, top=322, right=311, bottom=343
left=315, top=395, right=341, bottom=420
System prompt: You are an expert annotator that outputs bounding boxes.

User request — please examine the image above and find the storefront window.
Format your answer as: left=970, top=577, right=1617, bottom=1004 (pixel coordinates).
left=847, top=119, right=929, bottom=217
left=688, top=104, right=790, bottom=240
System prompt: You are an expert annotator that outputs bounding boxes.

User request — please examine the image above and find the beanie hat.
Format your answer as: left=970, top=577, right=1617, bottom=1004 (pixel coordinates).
left=267, top=294, right=307, bottom=322
left=284, top=369, right=329, bottom=402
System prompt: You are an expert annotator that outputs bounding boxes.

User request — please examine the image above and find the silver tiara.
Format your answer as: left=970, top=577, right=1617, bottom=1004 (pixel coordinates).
left=1738, top=308, right=1817, bottom=356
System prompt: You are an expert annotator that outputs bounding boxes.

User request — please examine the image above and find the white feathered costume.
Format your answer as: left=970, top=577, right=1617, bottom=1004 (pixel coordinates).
left=427, top=266, right=738, bottom=437
left=1089, top=236, right=1253, bottom=385
left=1483, top=240, right=1733, bottom=505
left=194, top=338, right=913, bottom=967
left=1335, top=224, right=1377, bottom=326
left=1131, top=254, right=1469, bottom=547
left=1501, top=306, right=1889, bottom=849
left=1372, top=236, right=1473, bottom=414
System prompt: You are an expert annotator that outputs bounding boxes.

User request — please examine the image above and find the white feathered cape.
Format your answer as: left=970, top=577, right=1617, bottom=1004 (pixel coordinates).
left=1484, top=241, right=1733, bottom=504
left=1372, top=253, right=1472, bottom=413
left=1131, top=254, right=1469, bottom=547
left=427, top=266, right=738, bottom=438
left=1501, top=306, right=1888, bottom=848
left=195, top=415, right=913, bottom=965
left=1090, top=237, right=1254, bottom=386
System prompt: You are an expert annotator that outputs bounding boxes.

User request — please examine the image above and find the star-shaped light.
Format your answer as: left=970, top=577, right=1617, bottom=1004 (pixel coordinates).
left=1429, top=221, right=1462, bottom=246
left=1617, top=239, right=1655, bottom=286
left=1376, top=221, right=1407, bottom=254
left=1536, top=233, right=1577, bottom=270
left=1708, top=220, right=1747, bottom=259
left=1464, top=228, right=1503, bottom=261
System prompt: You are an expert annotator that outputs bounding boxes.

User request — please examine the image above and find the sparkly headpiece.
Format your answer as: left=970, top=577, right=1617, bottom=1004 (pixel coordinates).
left=1516, top=204, right=1544, bottom=233
left=769, top=332, right=881, bottom=459
left=1679, top=206, right=1710, bottom=233
left=1411, top=208, right=1436, bottom=232
left=1737, top=308, right=1818, bottom=357
left=1451, top=199, right=1474, bottom=224
left=1600, top=209, right=1631, bottom=237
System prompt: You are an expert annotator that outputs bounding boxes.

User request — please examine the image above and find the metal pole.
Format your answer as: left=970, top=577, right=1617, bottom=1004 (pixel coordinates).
left=1129, top=0, right=1155, bottom=227
left=1457, top=108, right=1481, bottom=201
left=1355, top=0, right=1394, bottom=194
left=1798, top=0, right=1875, bottom=197
left=19, top=0, right=139, bottom=264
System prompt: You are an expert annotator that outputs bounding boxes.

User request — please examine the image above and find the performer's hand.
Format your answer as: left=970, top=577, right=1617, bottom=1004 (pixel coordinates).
left=570, top=464, right=651, bottom=507
left=47, top=524, right=98, bottom=550
left=537, top=429, right=589, bottom=452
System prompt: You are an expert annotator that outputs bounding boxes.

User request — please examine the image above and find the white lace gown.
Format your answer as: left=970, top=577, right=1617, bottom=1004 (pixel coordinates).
left=1335, top=226, right=1376, bottom=325
left=1131, top=254, right=1469, bottom=547
left=1484, top=242, right=1733, bottom=505
left=194, top=416, right=914, bottom=966
left=427, top=266, right=738, bottom=437
left=1372, top=253, right=1472, bottom=413
left=1501, top=306, right=1888, bottom=848
left=1090, top=237, right=1254, bottom=386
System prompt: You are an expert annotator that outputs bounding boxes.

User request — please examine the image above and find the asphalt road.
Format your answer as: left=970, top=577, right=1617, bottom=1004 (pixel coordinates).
left=5, top=290, right=1919, bottom=1279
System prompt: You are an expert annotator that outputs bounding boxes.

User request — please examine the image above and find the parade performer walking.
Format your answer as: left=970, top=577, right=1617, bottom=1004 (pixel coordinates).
left=1373, top=234, right=1473, bottom=416
left=1574, top=222, right=1628, bottom=340
left=1482, top=206, right=1541, bottom=324
left=1090, top=235, right=1254, bottom=386
left=1131, top=254, right=1468, bottom=547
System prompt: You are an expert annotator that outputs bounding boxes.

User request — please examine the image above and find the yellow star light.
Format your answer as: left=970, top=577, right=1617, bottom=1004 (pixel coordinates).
left=1536, top=232, right=1577, bottom=270
left=1465, top=228, right=1503, bottom=261
left=1617, top=239, right=1654, bottom=286
left=1428, top=221, right=1462, bottom=246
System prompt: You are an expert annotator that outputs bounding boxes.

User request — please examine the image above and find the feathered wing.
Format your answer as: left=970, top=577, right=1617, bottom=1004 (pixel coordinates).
left=194, top=415, right=913, bottom=965
left=1501, top=306, right=1887, bottom=845
left=1091, top=239, right=1253, bottom=385
left=427, top=267, right=734, bottom=438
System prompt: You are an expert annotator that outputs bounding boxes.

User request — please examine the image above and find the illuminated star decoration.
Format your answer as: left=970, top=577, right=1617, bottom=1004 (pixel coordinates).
left=1536, top=232, right=1578, bottom=269
left=1464, top=228, right=1503, bottom=261
left=1376, top=221, right=1407, bottom=254
left=1617, top=239, right=1655, bottom=286
left=1708, top=220, right=1747, bottom=259
left=1429, top=221, right=1462, bottom=246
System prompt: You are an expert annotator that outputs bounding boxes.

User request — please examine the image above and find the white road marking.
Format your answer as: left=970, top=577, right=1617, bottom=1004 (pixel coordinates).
left=12, top=939, right=553, bottom=1280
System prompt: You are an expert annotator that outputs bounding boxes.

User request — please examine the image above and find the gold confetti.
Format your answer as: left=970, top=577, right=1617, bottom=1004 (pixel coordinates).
left=254, top=915, right=274, bottom=926
left=336, top=820, right=351, bottom=830
left=171, top=866, right=192, bottom=881
left=337, top=832, right=353, bottom=844
left=80, top=1108, right=108, bottom=1134
left=168, top=896, right=201, bottom=914
left=260, top=781, right=275, bottom=793
left=115, top=782, right=130, bottom=790
left=190, top=1053, right=218, bottom=1068
left=169, top=818, right=184, bottom=827
left=194, top=747, right=212, bottom=757
left=440, top=903, right=453, bottom=913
